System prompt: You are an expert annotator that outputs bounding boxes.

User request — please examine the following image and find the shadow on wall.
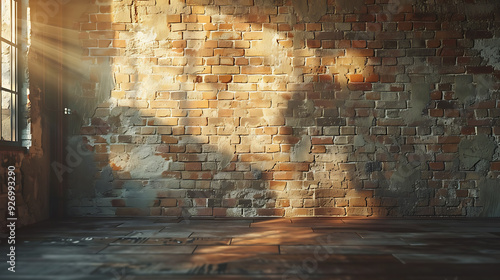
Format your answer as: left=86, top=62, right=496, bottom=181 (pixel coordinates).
left=0, top=0, right=65, bottom=229
left=56, top=0, right=500, bottom=217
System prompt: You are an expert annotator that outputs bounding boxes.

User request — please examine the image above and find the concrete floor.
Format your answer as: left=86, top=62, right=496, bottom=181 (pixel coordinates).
left=2, top=217, right=500, bottom=279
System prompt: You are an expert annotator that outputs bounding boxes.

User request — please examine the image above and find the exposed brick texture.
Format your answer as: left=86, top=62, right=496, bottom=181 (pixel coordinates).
left=67, top=0, right=500, bottom=218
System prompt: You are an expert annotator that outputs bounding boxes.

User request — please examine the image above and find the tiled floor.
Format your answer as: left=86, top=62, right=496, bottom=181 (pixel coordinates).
left=2, top=217, right=500, bottom=279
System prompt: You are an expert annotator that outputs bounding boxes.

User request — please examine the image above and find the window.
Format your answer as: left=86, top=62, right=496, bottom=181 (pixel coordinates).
left=1, top=0, right=29, bottom=148
left=1, top=0, right=19, bottom=145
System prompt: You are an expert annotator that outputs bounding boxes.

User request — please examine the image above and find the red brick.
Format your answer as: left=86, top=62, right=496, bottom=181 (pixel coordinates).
left=89, top=48, right=120, bottom=56
left=315, top=31, right=343, bottom=40
left=111, top=199, right=126, bottom=207
left=319, top=74, right=333, bottom=82
left=352, top=22, right=366, bottom=31
left=467, top=66, right=494, bottom=74
left=347, top=83, right=372, bottom=91
left=307, top=40, right=321, bottom=48
left=161, top=136, right=178, bottom=144
left=186, top=0, right=211, bottom=5
left=429, top=109, right=444, bottom=117
left=441, top=144, right=458, bottom=153
left=347, top=74, right=364, bottom=83
left=213, top=208, right=227, bottom=217
left=429, top=162, right=445, bottom=171
left=461, top=126, right=476, bottom=135
left=352, top=40, right=366, bottom=48
left=241, top=66, right=272, bottom=74
left=274, top=171, right=302, bottom=180
left=211, top=32, right=242, bottom=40
left=406, top=13, right=437, bottom=21
left=436, top=31, right=463, bottom=39
left=197, top=15, right=211, bottom=23
left=167, top=15, right=181, bottom=23
left=277, top=163, right=310, bottom=171
left=161, top=207, right=182, bottom=216
left=314, top=208, right=345, bottom=216
left=112, top=23, right=126, bottom=31
left=465, top=30, right=493, bottom=39
left=322, top=40, right=335, bottom=48
left=456, top=190, right=468, bottom=198
left=438, top=136, right=461, bottom=144
left=256, top=209, right=285, bottom=217
left=491, top=162, right=500, bottom=171
left=346, top=49, right=374, bottom=57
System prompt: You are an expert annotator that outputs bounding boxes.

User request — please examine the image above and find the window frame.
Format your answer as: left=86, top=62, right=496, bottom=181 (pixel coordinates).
left=0, top=0, right=22, bottom=149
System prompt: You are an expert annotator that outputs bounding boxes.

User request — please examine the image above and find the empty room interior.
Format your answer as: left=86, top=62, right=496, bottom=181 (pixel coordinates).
left=1, top=0, right=500, bottom=278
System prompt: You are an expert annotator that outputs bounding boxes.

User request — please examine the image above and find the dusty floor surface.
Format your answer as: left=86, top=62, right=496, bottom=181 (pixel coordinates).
left=1, top=217, right=500, bottom=279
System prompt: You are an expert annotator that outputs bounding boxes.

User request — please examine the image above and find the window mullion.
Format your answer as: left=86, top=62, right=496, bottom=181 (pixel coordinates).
left=0, top=87, right=17, bottom=93
left=0, top=38, right=17, bottom=46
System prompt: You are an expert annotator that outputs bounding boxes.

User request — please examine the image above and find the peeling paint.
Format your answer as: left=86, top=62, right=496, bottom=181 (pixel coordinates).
left=291, top=135, right=313, bottom=162
left=474, top=38, right=500, bottom=71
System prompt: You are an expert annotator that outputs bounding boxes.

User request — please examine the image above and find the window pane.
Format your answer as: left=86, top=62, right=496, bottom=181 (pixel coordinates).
left=2, top=42, right=12, bottom=91
left=11, top=41, right=16, bottom=92
left=1, top=0, right=12, bottom=42
left=2, top=90, right=12, bottom=141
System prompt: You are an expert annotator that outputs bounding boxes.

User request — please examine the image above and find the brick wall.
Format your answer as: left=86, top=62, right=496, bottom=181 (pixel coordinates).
left=66, top=0, right=500, bottom=217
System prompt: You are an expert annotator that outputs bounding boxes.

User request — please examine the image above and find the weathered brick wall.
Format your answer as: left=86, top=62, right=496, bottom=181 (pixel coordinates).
left=66, top=0, right=500, bottom=217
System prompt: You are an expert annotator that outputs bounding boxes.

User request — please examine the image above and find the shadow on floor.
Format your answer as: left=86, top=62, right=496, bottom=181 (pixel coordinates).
left=1, top=217, right=500, bottom=279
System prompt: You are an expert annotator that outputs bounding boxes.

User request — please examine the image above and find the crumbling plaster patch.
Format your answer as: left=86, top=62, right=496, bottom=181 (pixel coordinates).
left=389, top=163, right=421, bottom=192
left=401, top=83, right=431, bottom=124
left=217, top=136, right=235, bottom=170
left=335, top=0, right=365, bottom=14
left=292, top=0, right=327, bottom=22
left=458, top=134, right=496, bottom=172
left=352, top=133, right=432, bottom=215
left=474, top=39, right=500, bottom=71
left=291, top=135, right=313, bottom=162
left=455, top=74, right=494, bottom=104
left=124, top=27, right=158, bottom=57
left=111, top=145, right=172, bottom=179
